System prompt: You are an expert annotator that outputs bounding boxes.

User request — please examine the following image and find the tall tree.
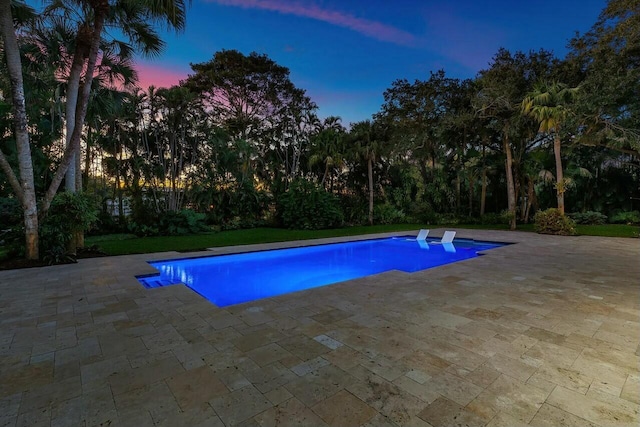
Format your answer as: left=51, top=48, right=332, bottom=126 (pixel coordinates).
left=186, top=50, right=310, bottom=142
left=522, top=81, right=579, bottom=215
left=350, top=120, right=387, bottom=225
left=0, top=0, right=40, bottom=259
left=475, top=48, right=558, bottom=229
left=309, top=116, right=346, bottom=189
left=42, top=0, right=188, bottom=196
left=186, top=49, right=316, bottom=192
left=0, top=0, right=188, bottom=259
left=568, top=0, right=640, bottom=156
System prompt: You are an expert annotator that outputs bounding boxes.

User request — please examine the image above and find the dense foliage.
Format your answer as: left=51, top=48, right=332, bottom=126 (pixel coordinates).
left=0, top=0, right=638, bottom=262
left=39, top=192, right=98, bottom=262
left=276, top=179, right=344, bottom=230
left=569, top=211, right=608, bottom=225
left=534, top=208, right=577, bottom=235
left=128, top=209, right=210, bottom=237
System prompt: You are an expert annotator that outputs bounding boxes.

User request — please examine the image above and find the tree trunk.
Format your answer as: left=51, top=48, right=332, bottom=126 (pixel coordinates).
left=554, top=134, right=565, bottom=215
left=0, top=1, right=39, bottom=259
left=524, top=177, right=535, bottom=223
left=455, top=173, right=461, bottom=215
left=480, top=143, right=487, bottom=217
left=368, top=156, right=374, bottom=225
left=65, top=27, right=92, bottom=254
left=64, top=38, right=85, bottom=193
left=468, top=170, right=474, bottom=217
left=84, top=122, right=92, bottom=191
left=41, top=6, right=107, bottom=216
left=480, top=167, right=487, bottom=216
left=504, top=137, right=517, bottom=230
left=321, top=162, right=329, bottom=188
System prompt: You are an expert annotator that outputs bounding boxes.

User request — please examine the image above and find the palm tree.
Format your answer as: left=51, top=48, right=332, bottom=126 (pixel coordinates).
left=308, top=116, right=346, bottom=189
left=522, top=81, right=579, bottom=215
left=0, top=0, right=40, bottom=259
left=42, top=0, right=189, bottom=209
left=0, top=0, right=189, bottom=259
left=350, top=120, right=386, bottom=225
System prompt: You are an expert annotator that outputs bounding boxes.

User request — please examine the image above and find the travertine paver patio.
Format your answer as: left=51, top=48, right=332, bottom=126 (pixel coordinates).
left=0, top=229, right=639, bottom=427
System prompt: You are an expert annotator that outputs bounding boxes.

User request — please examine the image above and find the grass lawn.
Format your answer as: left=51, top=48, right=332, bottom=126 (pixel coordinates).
left=86, top=223, right=639, bottom=256
left=87, top=224, right=424, bottom=256
left=574, top=224, right=639, bottom=238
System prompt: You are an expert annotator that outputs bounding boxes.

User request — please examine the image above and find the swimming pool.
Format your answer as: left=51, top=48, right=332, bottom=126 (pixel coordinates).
left=137, top=236, right=505, bottom=307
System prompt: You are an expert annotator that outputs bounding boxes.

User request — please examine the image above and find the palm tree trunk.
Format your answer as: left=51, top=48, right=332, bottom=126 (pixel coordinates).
left=0, top=1, right=39, bottom=259
left=64, top=38, right=85, bottom=193
left=455, top=173, right=461, bottom=214
left=554, top=134, right=565, bottom=215
left=84, top=122, right=93, bottom=190
left=321, top=162, right=329, bottom=188
left=368, top=156, right=374, bottom=225
left=41, top=5, right=107, bottom=215
left=468, top=170, right=474, bottom=216
left=524, top=178, right=534, bottom=223
left=504, top=136, right=517, bottom=230
left=480, top=167, right=487, bottom=216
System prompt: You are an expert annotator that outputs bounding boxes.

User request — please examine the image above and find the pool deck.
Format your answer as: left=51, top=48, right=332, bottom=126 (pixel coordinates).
left=0, top=229, right=638, bottom=426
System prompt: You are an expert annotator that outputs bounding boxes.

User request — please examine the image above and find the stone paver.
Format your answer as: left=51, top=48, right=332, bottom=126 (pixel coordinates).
left=1, top=229, right=639, bottom=426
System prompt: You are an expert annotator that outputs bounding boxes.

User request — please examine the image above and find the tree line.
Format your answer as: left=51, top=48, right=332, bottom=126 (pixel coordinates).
left=0, top=0, right=638, bottom=260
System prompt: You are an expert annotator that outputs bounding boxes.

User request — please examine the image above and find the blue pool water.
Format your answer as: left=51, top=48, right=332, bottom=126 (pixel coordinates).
left=137, top=237, right=505, bottom=307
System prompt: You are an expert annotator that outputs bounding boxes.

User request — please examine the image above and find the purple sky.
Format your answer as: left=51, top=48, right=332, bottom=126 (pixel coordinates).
left=136, top=0, right=605, bottom=125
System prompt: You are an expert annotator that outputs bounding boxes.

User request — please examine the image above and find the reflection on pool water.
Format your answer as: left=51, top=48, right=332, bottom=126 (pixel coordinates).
left=137, top=236, right=506, bottom=307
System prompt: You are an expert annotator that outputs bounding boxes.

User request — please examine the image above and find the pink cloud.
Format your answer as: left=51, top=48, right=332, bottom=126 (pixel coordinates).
left=135, top=63, right=190, bottom=90
left=208, top=0, right=416, bottom=46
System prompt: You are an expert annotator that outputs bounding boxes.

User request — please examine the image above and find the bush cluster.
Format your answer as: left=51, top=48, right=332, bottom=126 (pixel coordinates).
left=0, top=197, right=21, bottom=227
left=480, top=211, right=512, bottom=225
left=534, top=208, right=576, bottom=235
left=277, top=179, right=344, bottom=229
left=39, top=192, right=99, bottom=263
left=373, top=204, right=408, bottom=224
left=609, top=210, right=640, bottom=225
left=568, top=211, right=607, bottom=225
left=128, top=209, right=209, bottom=236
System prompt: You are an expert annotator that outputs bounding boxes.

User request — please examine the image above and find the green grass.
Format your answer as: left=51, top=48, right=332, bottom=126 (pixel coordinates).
left=86, top=224, right=424, bottom=256
left=458, top=222, right=638, bottom=237
left=86, top=223, right=639, bottom=256
left=575, top=224, right=639, bottom=238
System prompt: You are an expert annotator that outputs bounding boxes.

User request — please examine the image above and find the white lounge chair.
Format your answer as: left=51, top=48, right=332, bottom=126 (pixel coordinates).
left=416, top=229, right=430, bottom=240
left=441, top=230, right=456, bottom=243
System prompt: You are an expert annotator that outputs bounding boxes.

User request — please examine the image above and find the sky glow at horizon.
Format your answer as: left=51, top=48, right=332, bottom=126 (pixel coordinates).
left=117, top=1, right=606, bottom=124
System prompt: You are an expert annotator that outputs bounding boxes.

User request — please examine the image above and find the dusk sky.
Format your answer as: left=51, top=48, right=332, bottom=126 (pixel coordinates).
left=134, top=1, right=604, bottom=124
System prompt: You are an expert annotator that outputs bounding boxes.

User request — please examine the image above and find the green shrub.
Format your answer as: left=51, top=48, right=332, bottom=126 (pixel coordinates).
left=42, top=246, right=76, bottom=265
left=277, top=179, right=344, bottom=230
left=159, top=210, right=209, bottom=235
left=480, top=213, right=502, bottom=225
left=39, top=192, right=99, bottom=258
left=609, top=210, right=640, bottom=225
left=129, top=209, right=209, bottom=236
left=127, top=222, right=160, bottom=237
left=437, top=213, right=460, bottom=225
left=90, top=211, right=128, bottom=235
left=199, top=183, right=270, bottom=227
left=338, top=194, right=368, bottom=225
left=569, top=211, right=607, bottom=225
left=220, top=217, right=266, bottom=231
left=373, top=204, right=407, bottom=224
left=0, top=197, right=21, bottom=227
left=408, top=202, right=438, bottom=225
left=534, top=208, right=576, bottom=235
